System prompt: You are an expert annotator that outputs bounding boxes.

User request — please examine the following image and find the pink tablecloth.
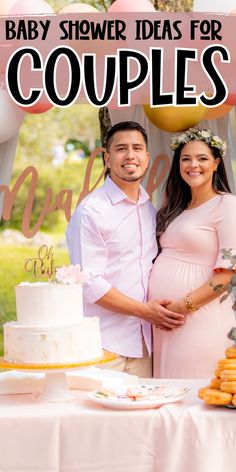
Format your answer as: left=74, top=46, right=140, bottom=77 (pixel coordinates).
left=0, top=378, right=235, bottom=472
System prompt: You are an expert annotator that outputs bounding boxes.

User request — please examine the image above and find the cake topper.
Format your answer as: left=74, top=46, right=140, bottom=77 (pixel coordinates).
left=24, top=245, right=56, bottom=279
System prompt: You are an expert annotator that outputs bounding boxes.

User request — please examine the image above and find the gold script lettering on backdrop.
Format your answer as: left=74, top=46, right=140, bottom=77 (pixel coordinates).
left=146, top=154, right=170, bottom=197
left=0, top=148, right=170, bottom=238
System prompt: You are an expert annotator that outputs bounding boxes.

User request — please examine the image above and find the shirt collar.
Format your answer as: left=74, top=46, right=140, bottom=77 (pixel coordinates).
left=104, top=176, right=150, bottom=205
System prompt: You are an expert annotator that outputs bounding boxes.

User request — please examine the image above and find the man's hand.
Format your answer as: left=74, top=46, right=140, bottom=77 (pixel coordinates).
left=96, top=288, right=185, bottom=329
left=144, top=299, right=185, bottom=330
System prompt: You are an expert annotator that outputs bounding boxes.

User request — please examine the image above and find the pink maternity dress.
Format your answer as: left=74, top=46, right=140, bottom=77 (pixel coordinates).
left=148, top=194, right=236, bottom=378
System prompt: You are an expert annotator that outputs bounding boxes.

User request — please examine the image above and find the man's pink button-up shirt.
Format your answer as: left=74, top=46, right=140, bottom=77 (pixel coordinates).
left=66, top=177, right=157, bottom=357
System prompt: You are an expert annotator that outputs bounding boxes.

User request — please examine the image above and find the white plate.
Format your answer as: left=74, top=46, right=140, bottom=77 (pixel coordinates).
left=88, top=387, right=190, bottom=410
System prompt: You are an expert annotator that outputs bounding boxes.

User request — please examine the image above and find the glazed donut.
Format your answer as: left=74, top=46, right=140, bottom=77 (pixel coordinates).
left=232, top=394, right=236, bottom=407
left=221, top=370, right=236, bottom=381
left=203, top=388, right=232, bottom=405
left=226, top=345, right=236, bottom=359
left=220, top=381, right=236, bottom=394
left=210, top=378, right=221, bottom=389
left=214, top=368, right=222, bottom=378
left=198, top=386, right=211, bottom=400
left=217, top=359, right=236, bottom=370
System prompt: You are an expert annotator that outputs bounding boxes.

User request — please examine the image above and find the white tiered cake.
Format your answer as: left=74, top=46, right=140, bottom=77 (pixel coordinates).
left=4, top=266, right=103, bottom=365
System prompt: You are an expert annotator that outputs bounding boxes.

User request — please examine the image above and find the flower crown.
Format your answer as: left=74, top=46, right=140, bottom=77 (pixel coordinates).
left=170, top=128, right=227, bottom=158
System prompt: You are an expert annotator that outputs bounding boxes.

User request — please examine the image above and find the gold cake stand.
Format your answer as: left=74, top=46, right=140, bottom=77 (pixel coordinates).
left=0, top=350, right=116, bottom=402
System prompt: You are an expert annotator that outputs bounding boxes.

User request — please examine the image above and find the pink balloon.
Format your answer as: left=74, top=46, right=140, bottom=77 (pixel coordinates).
left=9, top=0, right=54, bottom=15
left=18, top=87, right=53, bottom=114
left=19, top=101, right=53, bottom=115
left=14, top=52, right=54, bottom=114
left=0, top=1, right=18, bottom=15
left=108, top=0, right=155, bottom=12
left=59, top=3, right=99, bottom=14
left=225, top=93, right=236, bottom=105
left=3, top=1, right=54, bottom=111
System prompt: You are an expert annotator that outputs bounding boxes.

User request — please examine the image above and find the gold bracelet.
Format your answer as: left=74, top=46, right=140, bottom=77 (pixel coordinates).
left=184, top=293, right=198, bottom=312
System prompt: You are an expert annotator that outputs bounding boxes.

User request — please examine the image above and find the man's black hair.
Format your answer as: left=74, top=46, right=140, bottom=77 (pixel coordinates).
left=105, top=121, right=148, bottom=150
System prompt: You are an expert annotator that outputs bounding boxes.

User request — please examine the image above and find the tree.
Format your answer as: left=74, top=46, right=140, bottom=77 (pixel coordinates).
left=152, top=0, right=193, bottom=11
left=99, top=0, right=193, bottom=143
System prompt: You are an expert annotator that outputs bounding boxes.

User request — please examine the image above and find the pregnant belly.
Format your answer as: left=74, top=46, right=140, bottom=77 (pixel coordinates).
left=148, top=254, right=213, bottom=301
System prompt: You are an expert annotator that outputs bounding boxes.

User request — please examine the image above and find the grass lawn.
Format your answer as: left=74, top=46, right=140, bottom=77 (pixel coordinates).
left=0, top=244, right=68, bottom=356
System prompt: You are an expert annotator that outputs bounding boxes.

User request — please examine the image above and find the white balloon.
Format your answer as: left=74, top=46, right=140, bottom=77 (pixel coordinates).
left=0, top=0, right=18, bottom=15
left=10, top=0, right=54, bottom=15
left=0, top=89, right=25, bottom=144
left=193, top=0, right=236, bottom=13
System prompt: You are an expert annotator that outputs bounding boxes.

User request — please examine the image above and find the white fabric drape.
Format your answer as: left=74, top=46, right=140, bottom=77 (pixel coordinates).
left=193, top=0, right=236, bottom=13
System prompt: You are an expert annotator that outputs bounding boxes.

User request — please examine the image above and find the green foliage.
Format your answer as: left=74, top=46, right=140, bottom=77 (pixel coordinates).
left=1, top=157, right=104, bottom=234
left=47, top=0, right=112, bottom=12
left=65, top=139, right=91, bottom=155
left=47, top=0, right=193, bottom=13
left=152, top=0, right=193, bottom=11
left=17, top=105, right=100, bottom=165
left=1, top=164, right=59, bottom=232
left=211, top=249, right=236, bottom=340
left=0, top=245, right=69, bottom=356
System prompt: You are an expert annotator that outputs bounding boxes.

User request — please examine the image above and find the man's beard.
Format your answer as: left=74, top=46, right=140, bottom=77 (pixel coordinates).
left=112, top=170, right=143, bottom=182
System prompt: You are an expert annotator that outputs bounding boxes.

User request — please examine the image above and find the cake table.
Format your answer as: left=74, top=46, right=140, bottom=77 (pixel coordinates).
left=0, top=379, right=236, bottom=472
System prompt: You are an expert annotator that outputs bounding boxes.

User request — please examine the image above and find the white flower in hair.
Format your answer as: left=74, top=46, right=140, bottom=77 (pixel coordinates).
left=170, top=128, right=227, bottom=158
left=201, top=130, right=211, bottom=139
left=212, top=135, right=221, bottom=143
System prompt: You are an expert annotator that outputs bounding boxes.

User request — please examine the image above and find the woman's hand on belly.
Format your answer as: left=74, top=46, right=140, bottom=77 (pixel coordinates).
left=147, top=299, right=185, bottom=330
left=166, top=300, right=189, bottom=315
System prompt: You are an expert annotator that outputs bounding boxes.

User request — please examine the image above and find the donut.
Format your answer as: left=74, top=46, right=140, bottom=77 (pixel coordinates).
left=217, top=359, right=236, bottom=371
left=226, top=345, right=236, bottom=359
left=203, top=388, right=232, bottom=405
left=210, top=378, right=221, bottom=389
left=232, top=394, right=236, bottom=407
left=221, top=370, right=236, bottom=381
left=220, top=381, right=236, bottom=394
left=214, top=368, right=221, bottom=378
left=198, top=386, right=211, bottom=400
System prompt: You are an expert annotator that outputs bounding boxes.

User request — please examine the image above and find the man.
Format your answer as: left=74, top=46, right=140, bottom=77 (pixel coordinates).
left=66, top=121, right=184, bottom=377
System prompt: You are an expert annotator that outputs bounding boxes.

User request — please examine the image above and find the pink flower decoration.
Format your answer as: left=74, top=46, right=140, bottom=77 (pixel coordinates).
left=55, top=265, right=89, bottom=284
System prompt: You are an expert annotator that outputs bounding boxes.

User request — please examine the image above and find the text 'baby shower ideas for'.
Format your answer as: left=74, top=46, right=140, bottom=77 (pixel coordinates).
left=0, top=13, right=232, bottom=109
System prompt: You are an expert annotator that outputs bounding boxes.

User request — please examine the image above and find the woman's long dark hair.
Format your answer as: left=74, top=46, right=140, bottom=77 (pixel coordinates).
left=156, top=140, right=231, bottom=253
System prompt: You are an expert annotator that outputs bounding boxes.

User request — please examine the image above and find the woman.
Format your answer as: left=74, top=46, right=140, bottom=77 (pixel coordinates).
left=148, top=128, right=236, bottom=379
